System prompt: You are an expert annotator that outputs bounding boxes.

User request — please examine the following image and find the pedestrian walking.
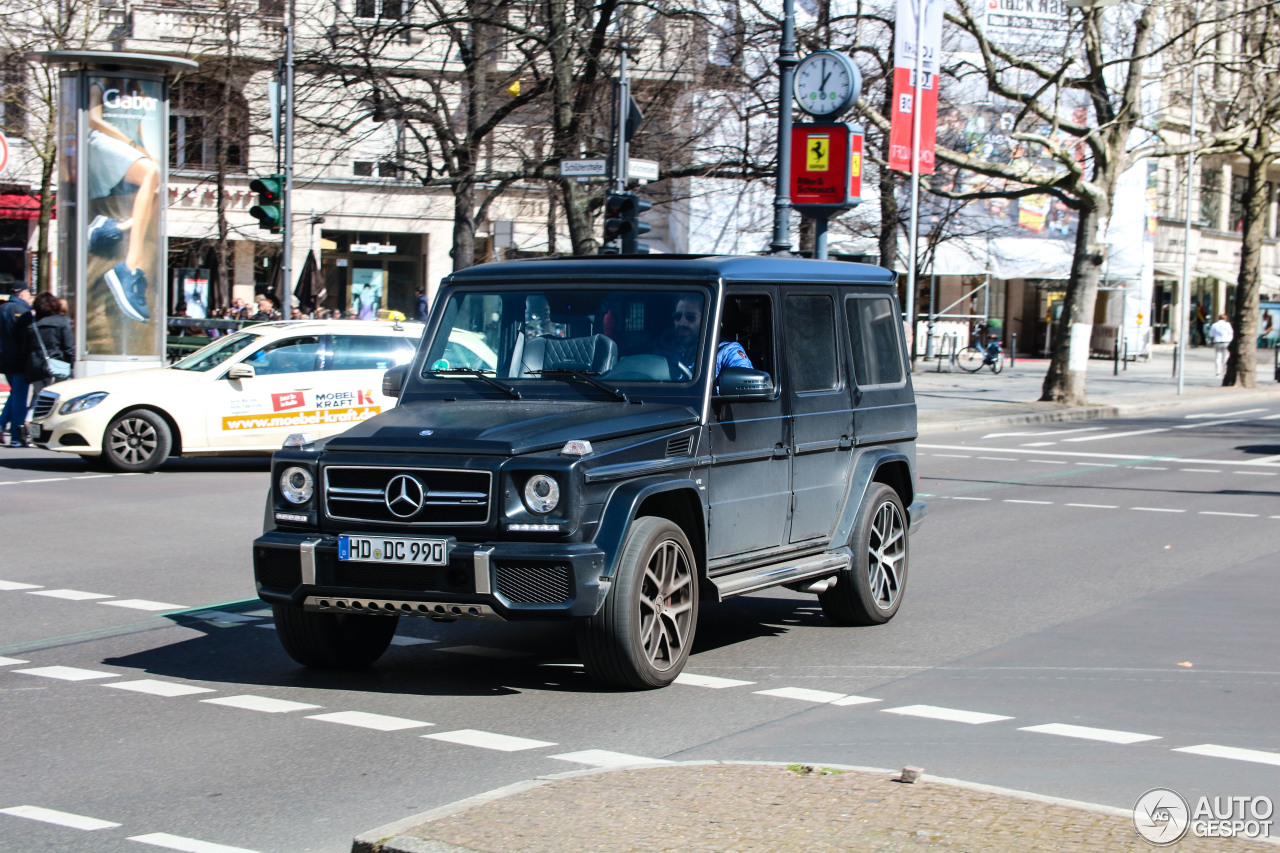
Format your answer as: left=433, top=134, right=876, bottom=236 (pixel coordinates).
left=415, top=288, right=429, bottom=323
left=1209, top=312, right=1234, bottom=377
left=23, top=291, right=76, bottom=426
left=0, top=283, right=34, bottom=446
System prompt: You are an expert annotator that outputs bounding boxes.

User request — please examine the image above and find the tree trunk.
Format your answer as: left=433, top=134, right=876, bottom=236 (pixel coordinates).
left=547, top=0, right=598, bottom=256
left=877, top=73, right=898, bottom=272
left=1223, top=140, right=1273, bottom=388
left=1041, top=199, right=1106, bottom=405
left=451, top=169, right=477, bottom=271
left=36, top=151, right=56, bottom=293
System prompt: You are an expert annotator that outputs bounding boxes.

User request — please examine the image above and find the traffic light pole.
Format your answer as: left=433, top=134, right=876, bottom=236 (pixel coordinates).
left=282, top=0, right=295, bottom=304
left=770, top=0, right=796, bottom=254
left=614, top=45, right=629, bottom=196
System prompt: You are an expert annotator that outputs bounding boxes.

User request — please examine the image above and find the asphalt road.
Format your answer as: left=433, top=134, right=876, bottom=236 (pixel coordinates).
left=1, top=403, right=1278, bottom=852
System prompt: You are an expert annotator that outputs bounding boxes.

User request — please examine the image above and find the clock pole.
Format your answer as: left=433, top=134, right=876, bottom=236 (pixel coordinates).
left=770, top=0, right=797, bottom=254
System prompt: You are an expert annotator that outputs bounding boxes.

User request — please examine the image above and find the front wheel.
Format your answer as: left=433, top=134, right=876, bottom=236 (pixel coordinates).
left=955, top=346, right=986, bottom=373
left=990, top=351, right=1004, bottom=374
left=103, top=409, right=173, bottom=472
left=272, top=603, right=398, bottom=669
left=819, top=484, right=909, bottom=626
left=577, top=517, right=699, bottom=689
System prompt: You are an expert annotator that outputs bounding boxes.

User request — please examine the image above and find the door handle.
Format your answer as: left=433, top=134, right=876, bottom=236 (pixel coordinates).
left=773, top=444, right=790, bottom=458
left=839, top=435, right=853, bottom=450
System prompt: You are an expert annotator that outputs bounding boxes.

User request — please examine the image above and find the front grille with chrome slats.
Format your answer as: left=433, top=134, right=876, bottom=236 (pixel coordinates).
left=33, top=391, right=59, bottom=421
left=324, top=465, right=491, bottom=525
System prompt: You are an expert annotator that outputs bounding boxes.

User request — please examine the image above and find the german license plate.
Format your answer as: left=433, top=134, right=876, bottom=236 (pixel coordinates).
left=338, top=535, right=448, bottom=565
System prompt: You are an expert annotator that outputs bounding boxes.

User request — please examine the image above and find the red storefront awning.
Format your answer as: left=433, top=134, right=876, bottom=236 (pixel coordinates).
left=0, top=194, right=54, bottom=220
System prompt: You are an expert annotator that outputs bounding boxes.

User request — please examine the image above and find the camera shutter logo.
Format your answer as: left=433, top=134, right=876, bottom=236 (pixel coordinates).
left=1134, top=788, right=1190, bottom=845
left=385, top=474, right=426, bottom=518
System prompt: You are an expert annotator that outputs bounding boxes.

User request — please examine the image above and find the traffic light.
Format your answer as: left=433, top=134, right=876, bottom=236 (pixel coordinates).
left=601, top=192, right=651, bottom=254
left=249, top=174, right=285, bottom=232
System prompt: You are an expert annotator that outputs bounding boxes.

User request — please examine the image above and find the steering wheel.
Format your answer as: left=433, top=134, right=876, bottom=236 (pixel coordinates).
left=670, top=359, right=693, bottom=380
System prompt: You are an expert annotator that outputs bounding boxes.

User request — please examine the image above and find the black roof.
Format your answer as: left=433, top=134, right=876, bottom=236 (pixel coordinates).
left=443, top=255, right=897, bottom=287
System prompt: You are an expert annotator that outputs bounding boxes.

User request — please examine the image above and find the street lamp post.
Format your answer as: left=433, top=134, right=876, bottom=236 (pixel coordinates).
left=1177, top=32, right=1198, bottom=395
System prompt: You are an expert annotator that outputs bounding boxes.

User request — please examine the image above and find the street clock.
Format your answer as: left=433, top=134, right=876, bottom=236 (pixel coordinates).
left=794, top=50, right=862, bottom=119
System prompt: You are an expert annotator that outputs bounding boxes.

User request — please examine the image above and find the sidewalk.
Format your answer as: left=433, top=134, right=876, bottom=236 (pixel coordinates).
left=351, top=345, right=1280, bottom=852
left=354, top=762, right=1276, bottom=853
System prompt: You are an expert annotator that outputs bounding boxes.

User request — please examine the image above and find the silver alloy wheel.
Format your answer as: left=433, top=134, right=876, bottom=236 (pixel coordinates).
left=867, top=500, right=906, bottom=610
left=639, top=537, right=695, bottom=671
left=108, top=416, right=159, bottom=466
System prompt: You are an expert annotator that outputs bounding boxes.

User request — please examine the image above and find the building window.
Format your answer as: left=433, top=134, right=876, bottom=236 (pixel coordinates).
left=1200, top=166, right=1222, bottom=229
left=1230, top=173, right=1248, bottom=233
left=169, top=80, right=249, bottom=171
left=355, top=0, right=405, bottom=20
left=352, top=160, right=401, bottom=179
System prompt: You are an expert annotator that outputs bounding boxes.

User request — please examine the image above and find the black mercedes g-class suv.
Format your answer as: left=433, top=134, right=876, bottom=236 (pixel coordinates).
left=253, top=255, right=924, bottom=688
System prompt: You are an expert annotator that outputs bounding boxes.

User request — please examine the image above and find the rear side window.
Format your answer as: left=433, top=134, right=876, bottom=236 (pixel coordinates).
left=784, top=294, right=839, bottom=392
left=329, top=335, right=414, bottom=371
left=847, top=297, right=905, bottom=386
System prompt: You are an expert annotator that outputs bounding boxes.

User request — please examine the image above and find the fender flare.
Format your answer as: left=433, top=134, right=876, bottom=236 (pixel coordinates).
left=593, top=476, right=704, bottom=578
left=830, top=449, right=913, bottom=548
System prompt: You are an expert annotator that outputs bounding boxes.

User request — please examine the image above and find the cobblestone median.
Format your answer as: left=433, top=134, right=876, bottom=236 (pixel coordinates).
left=363, top=763, right=1275, bottom=852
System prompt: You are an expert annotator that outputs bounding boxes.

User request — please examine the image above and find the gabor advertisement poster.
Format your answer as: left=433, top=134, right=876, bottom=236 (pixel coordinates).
left=84, top=76, right=164, bottom=357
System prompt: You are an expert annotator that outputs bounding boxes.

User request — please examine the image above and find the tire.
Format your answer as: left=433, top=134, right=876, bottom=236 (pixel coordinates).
left=577, top=516, right=699, bottom=689
left=819, top=484, right=908, bottom=626
left=955, top=346, right=985, bottom=373
left=272, top=603, right=398, bottom=669
left=990, top=352, right=1004, bottom=374
left=103, top=409, right=173, bottom=472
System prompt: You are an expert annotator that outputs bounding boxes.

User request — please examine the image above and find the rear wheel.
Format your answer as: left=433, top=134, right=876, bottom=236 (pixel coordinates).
left=990, top=351, right=1004, bottom=374
left=955, top=346, right=985, bottom=373
left=820, top=484, right=908, bottom=626
left=103, top=409, right=172, bottom=472
left=272, top=603, right=398, bottom=669
left=577, top=517, right=699, bottom=689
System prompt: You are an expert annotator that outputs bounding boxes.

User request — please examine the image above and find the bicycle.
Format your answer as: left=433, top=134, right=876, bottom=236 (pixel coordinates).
left=956, top=332, right=1004, bottom=374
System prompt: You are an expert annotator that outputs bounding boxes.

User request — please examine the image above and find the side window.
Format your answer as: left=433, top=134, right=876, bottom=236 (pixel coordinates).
left=847, top=297, right=906, bottom=386
left=783, top=293, right=839, bottom=392
left=245, top=336, right=321, bottom=376
left=330, top=335, right=413, bottom=371
left=721, top=293, right=775, bottom=378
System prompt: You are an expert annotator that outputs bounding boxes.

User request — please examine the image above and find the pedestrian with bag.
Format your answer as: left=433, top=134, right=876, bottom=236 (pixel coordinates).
left=0, top=282, right=33, bottom=447
left=1209, top=312, right=1234, bottom=377
left=24, top=291, right=76, bottom=432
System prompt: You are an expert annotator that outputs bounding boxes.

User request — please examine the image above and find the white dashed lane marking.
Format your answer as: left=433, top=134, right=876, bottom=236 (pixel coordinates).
left=200, top=695, right=320, bottom=713
left=1173, top=744, right=1280, bottom=766
left=190, top=611, right=261, bottom=623
left=27, top=589, right=113, bottom=601
left=129, top=832, right=261, bottom=852
left=675, top=673, right=756, bottom=689
left=0, top=805, right=120, bottom=830
left=882, top=705, right=1013, bottom=725
left=1004, top=499, right=1051, bottom=505
left=104, top=680, right=216, bottom=698
left=952, top=496, right=990, bottom=501
left=755, top=687, right=848, bottom=703
left=1133, top=507, right=1185, bottom=513
left=0, top=656, right=29, bottom=665
left=15, top=665, right=118, bottom=681
left=307, top=711, right=432, bottom=732
left=100, top=599, right=186, bottom=612
left=551, top=749, right=672, bottom=767
left=0, top=580, right=42, bottom=591
left=1065, top=503, right=1118, bottom=509
left=424, top=729, right=555, bottom=752
left=1201, top=511, right=1258, bottom=518
left=1019, top=723, right=1161, bottom=744
left=388, top=635, right=436, bottom=646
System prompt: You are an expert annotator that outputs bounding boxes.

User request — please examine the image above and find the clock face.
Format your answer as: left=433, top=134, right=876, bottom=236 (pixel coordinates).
left=794, top=51, right=859, bottom=117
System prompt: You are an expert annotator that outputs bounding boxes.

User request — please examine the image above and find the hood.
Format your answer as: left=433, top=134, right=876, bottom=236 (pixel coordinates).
left=323, top=399, right=700, bottom=455
left=39, top=367, right=204, bottom=399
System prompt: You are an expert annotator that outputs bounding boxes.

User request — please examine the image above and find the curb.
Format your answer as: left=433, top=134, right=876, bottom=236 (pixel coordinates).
left=351, top=760, right=1146, bottom=853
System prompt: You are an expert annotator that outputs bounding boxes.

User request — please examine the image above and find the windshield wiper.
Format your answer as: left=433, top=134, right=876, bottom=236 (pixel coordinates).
left=527, top=369, right=629, bottom=402
left=427, top=368, right=521, bottom=399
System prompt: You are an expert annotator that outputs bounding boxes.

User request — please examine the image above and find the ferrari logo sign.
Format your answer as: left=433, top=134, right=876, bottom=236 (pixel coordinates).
left=806, top=135, right=830, bottom=172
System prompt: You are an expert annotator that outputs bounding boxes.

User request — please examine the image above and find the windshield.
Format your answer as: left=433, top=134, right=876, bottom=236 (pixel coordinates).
left=421, top=288, right=709, bottom=386
left=171, top=330, right=263, bottom=371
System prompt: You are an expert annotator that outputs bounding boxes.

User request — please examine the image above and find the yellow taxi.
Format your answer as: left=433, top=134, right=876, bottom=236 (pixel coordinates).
left=29, top=319, right=423, bottom=471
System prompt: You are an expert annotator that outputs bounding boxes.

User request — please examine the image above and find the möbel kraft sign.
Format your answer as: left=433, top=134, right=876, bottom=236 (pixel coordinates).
left=789, top=123, right=864, bottom=211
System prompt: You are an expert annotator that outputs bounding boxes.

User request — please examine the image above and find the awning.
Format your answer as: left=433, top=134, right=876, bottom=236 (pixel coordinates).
left=0, top=194, right=53, bottom=220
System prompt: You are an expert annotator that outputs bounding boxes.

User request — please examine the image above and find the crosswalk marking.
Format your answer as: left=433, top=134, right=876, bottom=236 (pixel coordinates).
left=883, top=704, right=1013, bottom=725
left=1019, top=723, right=1160, bottom=744
left=551, top=749, right=671, bottom=767
left=105, top=680, right=216, bottom=698
left=424, top=729, right=555, bottom=751
left=15, top=665, right=118, bottom=681
left=675, top=673, right=756, bottom=689
left=201, top=695, right=320, bottom=713
left=0, top=580, right=42, bottom=591
left=129, top=832, right=261, bottom=852
left=0, top=805, right=120, bottom=830
left=100, top=599, right=186, bottom=612
left=27, top=589, right=113, bottom=601
left=307, top=711, right=432, bottom=731
left=754, top=687, right=847, bottom=703
left=0, top=656, right=29, bottom=666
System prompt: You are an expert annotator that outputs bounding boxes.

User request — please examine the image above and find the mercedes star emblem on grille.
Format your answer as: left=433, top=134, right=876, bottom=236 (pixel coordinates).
left=384, top=474, right=427, bottom=518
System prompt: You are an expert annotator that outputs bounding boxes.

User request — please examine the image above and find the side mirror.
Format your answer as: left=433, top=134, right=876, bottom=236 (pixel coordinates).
left=227, top=363, right=255, bottom=380
left=382, top=363, right=408, bottom=398
left=714, top=366, right=775, bottom=401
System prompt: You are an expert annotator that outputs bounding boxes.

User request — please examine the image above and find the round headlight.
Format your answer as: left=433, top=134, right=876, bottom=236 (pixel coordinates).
left=523, top=474, right=560, bottom=514
left=280, top=466, right=314, bottom=505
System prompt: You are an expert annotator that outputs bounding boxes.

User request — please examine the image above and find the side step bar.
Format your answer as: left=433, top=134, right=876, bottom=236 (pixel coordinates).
left=708, top=549, right=851, bottom=601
